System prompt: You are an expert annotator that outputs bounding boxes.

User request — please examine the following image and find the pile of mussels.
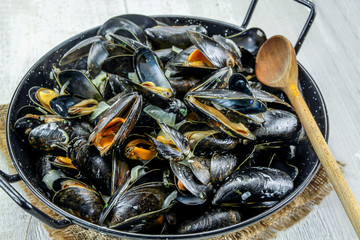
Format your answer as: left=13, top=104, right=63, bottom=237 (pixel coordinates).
left=14, top=15, right=305, bottom=234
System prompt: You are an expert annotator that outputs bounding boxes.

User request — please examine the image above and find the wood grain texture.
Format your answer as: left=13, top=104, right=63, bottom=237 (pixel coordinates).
left=0, top=0, right=359, bottom=239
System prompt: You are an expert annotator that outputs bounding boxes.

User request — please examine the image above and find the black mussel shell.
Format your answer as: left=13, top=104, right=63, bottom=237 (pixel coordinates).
left=59, top=36, right=104, bottom=66
left=134, top=47, right=174, bottom=96
left=213, top=167, right=293, bottom=206
left=184, top=129, right=239, bottom=157
left=101, top=55, right=134, bottom=78
left=188, top=156, right=211, bottom=185
left=191, top=67, right=233, bottom=92
left=228, top=73, right=253, bottom=96
left=98, top=17, right=148, bottom=46
left=14, top=116, right=43, bottom=137
left=87, top=40, right=110, bottom=78
left=154, top=48, right=177, bottom=65
left=89, top=92, right=143, bottom=156
left=52, top=179, right=104, bottom=223
left=210, top=153, right=239, bottom=184
left=28, top=122, right=71, bottom=151
left=187, top=31, right=235, bottom=68
left=170, top=161, right=212, bottom=202
left=177, top=208, right=241, bottom=234
left=145, top=25, right=207, bottom=49
left=108, top=33, right=147, bottom=53
left=228, top=28, right=267, bottom=55
left=253, top=109, right=301, bottom=142
left=50, top=95, right=98, bottom=119
left=57, top=70, right=103, bottom=101
left=118, top=14, right=158, bottom=30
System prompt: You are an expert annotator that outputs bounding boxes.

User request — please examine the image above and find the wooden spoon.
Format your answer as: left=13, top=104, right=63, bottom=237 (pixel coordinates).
left=255, top=35, right=360, bottom=237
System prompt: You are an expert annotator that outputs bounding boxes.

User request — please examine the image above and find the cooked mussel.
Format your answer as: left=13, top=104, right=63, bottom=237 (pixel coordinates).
left=148, top=122, right=191, bottom=162
left=52, top=178, right=104, bottom=223
left=185, top=89, right=268, bottom=139
left=213, top=167, right=293, bottom=206
left=170, top=160, right=213, bottom=204
left=57, top=70, right=103, bottom=101
left=28, top=122, right=71, bottom=151
left=145, top=25, right=207, bottom=49
left=28, top=86, right=60, bottom=113
left=59, top=36, right=105, bottom=66
left=177, top=208, right=241, bottom=234
left=89, top=92, right=143, bottom=156
left=123, top=134, right=157, bottom=162
left=49, top=95, right=98, bottom=118
left=106, top=182, right=173, bottom=232
left=98, top=17, right=149, bottom=46
left=186, top=31, right=241, bottom=69
left=228, top=28, right=267, bottom=55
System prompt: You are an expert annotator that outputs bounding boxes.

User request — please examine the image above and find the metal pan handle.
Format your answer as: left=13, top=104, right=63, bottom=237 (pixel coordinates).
left=0, top=170, right=73, bottom=229
left=241, top=0, right=316, bottom=54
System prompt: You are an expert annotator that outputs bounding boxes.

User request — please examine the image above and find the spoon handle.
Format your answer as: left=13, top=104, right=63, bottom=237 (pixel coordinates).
left=286, top=86, right=360, bottom=237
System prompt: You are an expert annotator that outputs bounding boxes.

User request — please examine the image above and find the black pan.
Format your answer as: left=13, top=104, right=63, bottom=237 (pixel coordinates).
left=1, top=1, right=327, bottom=239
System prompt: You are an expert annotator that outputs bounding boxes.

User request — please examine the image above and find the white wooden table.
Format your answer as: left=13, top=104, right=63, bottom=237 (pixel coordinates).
left=0, top=0, right=359, bottom=239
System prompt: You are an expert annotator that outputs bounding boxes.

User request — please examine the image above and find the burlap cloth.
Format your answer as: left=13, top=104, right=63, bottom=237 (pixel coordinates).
left=0, top=104, right=333, bottom=240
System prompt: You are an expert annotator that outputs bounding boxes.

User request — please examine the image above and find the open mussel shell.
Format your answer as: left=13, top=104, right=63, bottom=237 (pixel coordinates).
left=164, top=45, right=197, bottom=78
left=52, top=178, right=104, bottom=223
left=134, top=47, right=174, bottom=97
left=14, top=116, right=43, bottom=137
left=49, top=95, right=98, bottom=119
left=28, top=86, right=59, bottom=114
left=100, top=54, right=134, bottom=78
left=177, top=208, right=241, bottom=234
left=87, top=40, right=110, bottom=78
left=51, top=156, right=80, bottom=178
left=59, top=36, right=105, bottom=66
left=118, top=14, right=158, bottom=30
left=89, top=92, right=143, bottom=156
left=145, top=25, right=207, bottom=49
left=212, top=167, right=293, bottom=207
left=182, top=122, right=239, bottom=157
left=154, top=48, right=177, bottom=65
left=185, top=89, right=268, bottom=139
left=57, top=70, right=103, bottom=101
left=187, top=31, right=236, bottom=68
left=98, top=17, right=148, bottom=46
left=149, top=122, right=191, bottom=162
left=16, top=105, right=48, bottom=119
left=191, top=66, right=233, bottom=92
left=98, top=168, right=165, bottom=225
left=118, top=77, right=170, bottom=108
left=191, top=89, right=267, bottom=115
left=252, top=88, right=294, bottom=112
left=123, top=134, right=157, bottom=162
left=170, top=160, right=213, bottom=203
left=228, top=28, right=267, bottom=55
left=108, top=33, right=147, bottom=53
left=212, top=35, right=243, bottom=69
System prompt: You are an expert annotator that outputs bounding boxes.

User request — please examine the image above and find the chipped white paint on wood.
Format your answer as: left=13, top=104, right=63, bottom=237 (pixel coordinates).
left=0, top=0, right=359, bottom=239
